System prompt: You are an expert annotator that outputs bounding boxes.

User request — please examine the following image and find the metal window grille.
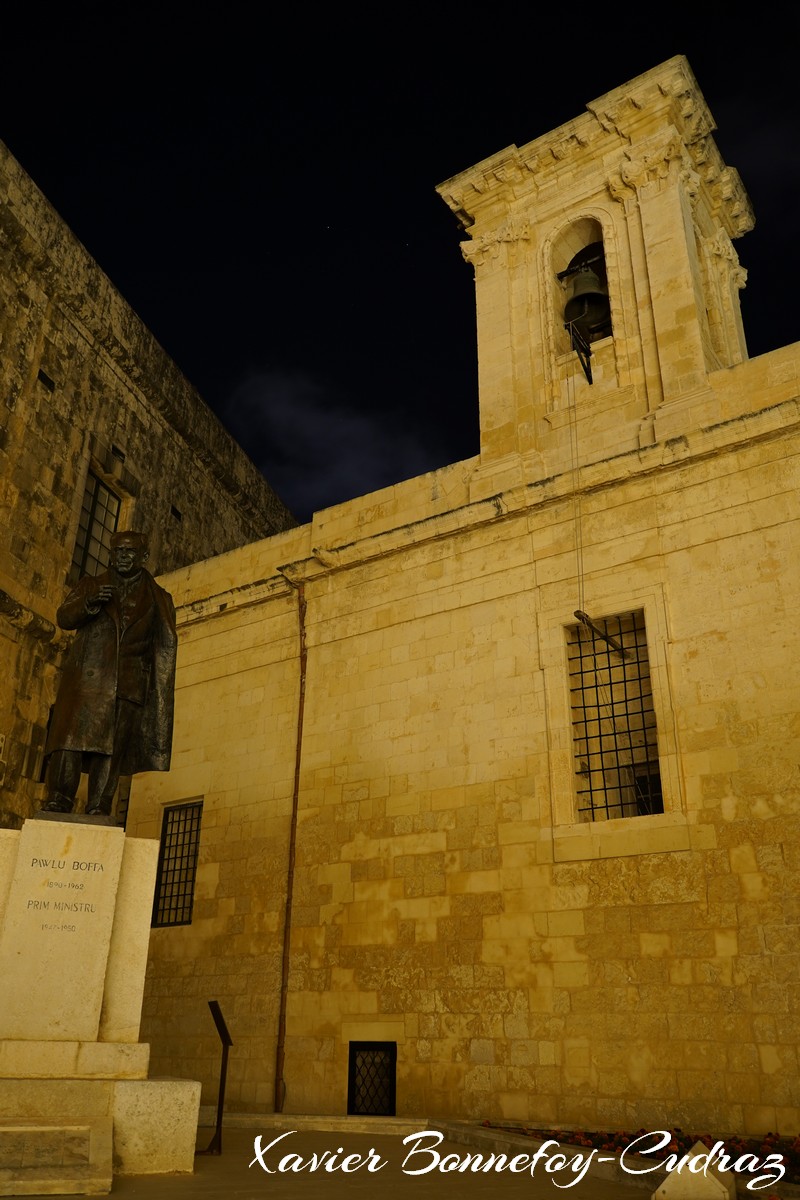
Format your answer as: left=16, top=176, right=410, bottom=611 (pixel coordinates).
left=71, top=471, right=121, bottom=577
left=152, top=802, right=203, bottom=927
left=568, top=610, right=663, bottom=821
left=347, top=1042, right=397, bottom=1116
left=115, top=777, right=132, bottom=830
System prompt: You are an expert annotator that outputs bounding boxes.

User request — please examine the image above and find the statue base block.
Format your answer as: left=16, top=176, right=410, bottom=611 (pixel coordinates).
left=114, top=1079, right=202, bottom=1174
left=0, top=1041, right=149, bottom=1079
left=0, top=821, right=201, bottom=1194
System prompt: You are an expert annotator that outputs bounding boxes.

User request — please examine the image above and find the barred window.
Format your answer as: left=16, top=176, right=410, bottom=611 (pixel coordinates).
left=71, top=470, right=121, bottom=577
left=347, top=1042, right=397, bottom=1116
left=568, top=610, right=663, bottom=821
left=152, top=802, right=203, bottom=927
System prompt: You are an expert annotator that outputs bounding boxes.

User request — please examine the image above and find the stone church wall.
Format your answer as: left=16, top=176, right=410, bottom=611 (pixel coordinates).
left=111, top=56, right=800, bottom=1133
left=130, top=342, right=800, bottom=1132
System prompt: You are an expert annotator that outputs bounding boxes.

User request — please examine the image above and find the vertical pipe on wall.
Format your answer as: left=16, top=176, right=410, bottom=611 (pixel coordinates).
left=273, top=580, right=307, bottom=1112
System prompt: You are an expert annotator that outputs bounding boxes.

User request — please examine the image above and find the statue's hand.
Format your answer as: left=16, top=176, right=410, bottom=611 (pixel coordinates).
left=85, top=583, right=114, bottom=613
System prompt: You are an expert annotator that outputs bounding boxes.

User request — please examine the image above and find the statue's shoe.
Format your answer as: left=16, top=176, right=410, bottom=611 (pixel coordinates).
left=42, top=797, right=73, bottom=813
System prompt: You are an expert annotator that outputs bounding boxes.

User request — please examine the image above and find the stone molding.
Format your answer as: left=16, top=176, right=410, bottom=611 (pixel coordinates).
left=173, top=391, right=800, bottom=624
left=459, top=218, right=531, bottom=266
left=438, top=57, right=753, bottom=247
left=0, top=588, right=56, bottom=644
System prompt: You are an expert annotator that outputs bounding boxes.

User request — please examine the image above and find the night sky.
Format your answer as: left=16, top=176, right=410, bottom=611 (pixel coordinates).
left=2, top=14, right=797, bottom=523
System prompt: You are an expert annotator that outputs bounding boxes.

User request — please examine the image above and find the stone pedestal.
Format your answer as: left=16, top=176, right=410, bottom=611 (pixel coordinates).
left=0, top=819, right=201, bottom=1195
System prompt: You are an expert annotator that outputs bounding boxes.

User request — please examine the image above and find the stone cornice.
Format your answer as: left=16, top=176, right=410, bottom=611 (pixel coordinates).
left=174, top=388, right=800, bottom=626
left=437, top=146, right=520, bottom=231
left=438, top=58, right=703, bottom=220
left=437, top=56, right=753, bottom=244
left=588, top=55, right=713, bottom=144
left=604, top=126, right=752, bottom=240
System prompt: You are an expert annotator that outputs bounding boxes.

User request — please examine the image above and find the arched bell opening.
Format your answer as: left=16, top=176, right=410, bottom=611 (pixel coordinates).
left=562, top=242, right=612, bottom=343
left=551, top=219, right=612, bottom=383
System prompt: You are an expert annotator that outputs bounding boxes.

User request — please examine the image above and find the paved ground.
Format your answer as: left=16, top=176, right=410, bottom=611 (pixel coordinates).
left=109, top=1124, right=651, bottom=1199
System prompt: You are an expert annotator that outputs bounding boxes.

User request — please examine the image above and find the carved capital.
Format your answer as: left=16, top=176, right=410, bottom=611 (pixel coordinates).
left=704, top=229, right=748, bottom=289
left=679, top=167, right=702, bottom=209
left=607, top=174, right=635, bottom=204
left=460, top=219, right=531, bottom=267
left=617, top=134, right=684, bottom=192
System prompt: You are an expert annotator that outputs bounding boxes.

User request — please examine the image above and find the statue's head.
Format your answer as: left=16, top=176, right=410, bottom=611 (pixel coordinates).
left=110, top=530, right=149, bottom=576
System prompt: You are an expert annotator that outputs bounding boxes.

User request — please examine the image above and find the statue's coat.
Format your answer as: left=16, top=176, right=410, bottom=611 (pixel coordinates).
left=46, top=570, right=177, bottom=773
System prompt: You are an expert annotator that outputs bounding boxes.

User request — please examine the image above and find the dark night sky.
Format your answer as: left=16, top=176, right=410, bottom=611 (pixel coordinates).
left=2, top=13, right=797, bottom=523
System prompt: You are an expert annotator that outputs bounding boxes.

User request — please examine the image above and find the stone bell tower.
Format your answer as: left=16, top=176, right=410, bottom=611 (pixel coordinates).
left=437, top=56, right=754, bottom=497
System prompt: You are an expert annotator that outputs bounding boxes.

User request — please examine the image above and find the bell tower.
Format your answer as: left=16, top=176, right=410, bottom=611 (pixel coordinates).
left=437, top=57, right=754, bottom=496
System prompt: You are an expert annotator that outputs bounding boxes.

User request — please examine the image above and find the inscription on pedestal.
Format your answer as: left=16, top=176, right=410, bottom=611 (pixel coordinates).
left=27, top=854, right=103, bottom=934
left=0, top=822, right=125, bottom=1041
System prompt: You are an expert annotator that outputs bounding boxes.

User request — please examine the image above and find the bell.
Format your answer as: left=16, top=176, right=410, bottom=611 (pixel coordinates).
left=564, top=267, right=611, bottom=341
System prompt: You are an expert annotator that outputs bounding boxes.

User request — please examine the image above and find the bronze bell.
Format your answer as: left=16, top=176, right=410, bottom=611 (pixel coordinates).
left=564, top=266, right=611, bottom=341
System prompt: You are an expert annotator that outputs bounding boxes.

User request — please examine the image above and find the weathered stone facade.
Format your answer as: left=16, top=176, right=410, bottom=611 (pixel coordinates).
left=127, top=59, right=800, bottom=1136
left=0, top=138, right=295, bottom=824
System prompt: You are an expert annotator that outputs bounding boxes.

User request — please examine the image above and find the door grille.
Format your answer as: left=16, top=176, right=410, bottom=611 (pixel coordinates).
left=347, top=1042, right=396, bottom=1116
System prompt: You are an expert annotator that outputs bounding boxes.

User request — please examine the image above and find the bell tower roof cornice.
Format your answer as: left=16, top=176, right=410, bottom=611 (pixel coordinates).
left=437, top=56, right=753, bottom=242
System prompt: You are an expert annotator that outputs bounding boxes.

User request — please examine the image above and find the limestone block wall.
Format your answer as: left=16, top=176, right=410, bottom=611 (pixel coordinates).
left=0, top=138, right=295, bottom=822
left=128, top=346, right=800, bottom=1135
left=130, top=527, right=308, bottom=1107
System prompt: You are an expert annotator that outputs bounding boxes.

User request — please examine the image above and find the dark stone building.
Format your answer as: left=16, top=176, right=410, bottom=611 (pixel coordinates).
left=0, top=138, right=294, bottom=824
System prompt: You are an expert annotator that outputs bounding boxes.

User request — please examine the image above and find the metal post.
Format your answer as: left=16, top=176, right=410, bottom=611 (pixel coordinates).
left=197, top=999, right=233, bottom=1156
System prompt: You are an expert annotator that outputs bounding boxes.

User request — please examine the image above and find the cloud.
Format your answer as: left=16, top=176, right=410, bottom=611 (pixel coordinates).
left=220, top=369, right=444, bottom=522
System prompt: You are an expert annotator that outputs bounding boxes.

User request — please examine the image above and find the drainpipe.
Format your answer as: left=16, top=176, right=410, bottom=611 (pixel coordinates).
left=273, top=580, right=307, bottom=1111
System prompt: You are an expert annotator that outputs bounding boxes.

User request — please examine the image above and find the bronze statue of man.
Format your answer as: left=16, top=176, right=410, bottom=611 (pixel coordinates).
left=43, top=530, right=177, bottom=816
